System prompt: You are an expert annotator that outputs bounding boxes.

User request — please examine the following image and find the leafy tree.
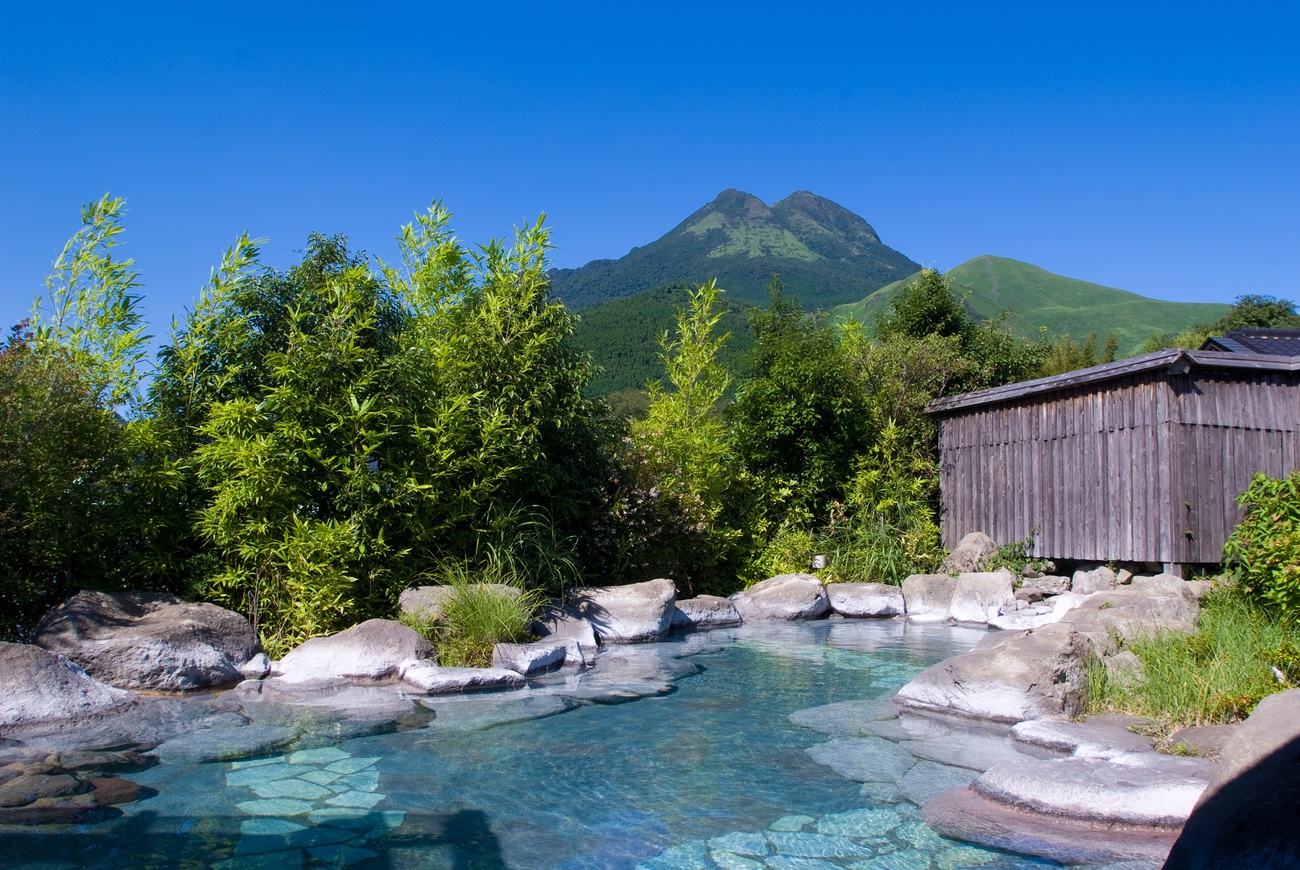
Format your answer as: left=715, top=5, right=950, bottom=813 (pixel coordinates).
left=875, top=268, right=973, bottom=345
left=30, top=194, right=149, bottom=409
left=0, top=325, right=138, bottom=637
left=730, top=279, right=872, bottom=518
left=1208, top=294, right=1300, bottom=332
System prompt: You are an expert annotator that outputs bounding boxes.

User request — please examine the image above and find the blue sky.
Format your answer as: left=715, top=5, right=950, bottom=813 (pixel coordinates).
left=3, top=3, right=1297, bottom=348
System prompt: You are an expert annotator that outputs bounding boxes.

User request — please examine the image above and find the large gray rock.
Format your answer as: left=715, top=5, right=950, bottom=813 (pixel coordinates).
left=566, top=578, right=676, bottom=642
left=731, top=574, right=830, bottom=622
left=973, top=753, right=1215, bottom=827
left=33, top=590, right=258, bottom=692
left=894, top=622, right=1096, bottom=723
left=491, top=638, right=567, bottom=675
left=1165, top=688, right=1300, bottom=869
left=671, top=595, right=743, bottom=628
left=941, top=532, right=998, bottom=574
left=1010, top=716, right=1156, bottom=758
left=948, top=571, right=1016, bottom=624
left=1071, top=565, right=1118, bottom=594
left=0, top=643, right=136, bottom=729
left=530, top=605, right=599, bottom=656
left=1061, top=576, right=1199, bottom=642
left=826, top=583, right=904, bottom=618
left=399, top=662, right=525, bottom=694
left=1015, top=575, right=1070, bottom=602
left=901, top=574, right=958, bottom=621
left=397, top=583, right=523, bottom=624
left=275, top=619, right=434, bottom=683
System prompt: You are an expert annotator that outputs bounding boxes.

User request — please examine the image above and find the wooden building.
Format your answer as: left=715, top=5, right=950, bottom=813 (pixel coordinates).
left=926, top=348, right=1300, bottom=574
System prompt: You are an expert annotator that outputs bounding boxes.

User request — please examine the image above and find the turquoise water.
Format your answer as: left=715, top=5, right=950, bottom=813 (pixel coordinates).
left=1, top=621, right=1067, bottom=869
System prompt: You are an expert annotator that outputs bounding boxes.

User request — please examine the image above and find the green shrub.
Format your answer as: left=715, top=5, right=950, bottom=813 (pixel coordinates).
left=1087, top=589, right=1299, bottom=733
left=400, top=562, right=543, bottom=668
left=1223, top=470, right=1300, bottom=617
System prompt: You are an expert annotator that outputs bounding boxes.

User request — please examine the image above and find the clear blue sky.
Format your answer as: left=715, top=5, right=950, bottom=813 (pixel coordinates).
left=3, top=3, right=1297, bottom=348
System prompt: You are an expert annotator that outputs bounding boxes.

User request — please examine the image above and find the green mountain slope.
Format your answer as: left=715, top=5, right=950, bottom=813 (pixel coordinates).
left=833, top=255, right=1231, bottom=355
left=572, top=283, right=756, bottom=397
left=550, top=189, right=920, bottom=311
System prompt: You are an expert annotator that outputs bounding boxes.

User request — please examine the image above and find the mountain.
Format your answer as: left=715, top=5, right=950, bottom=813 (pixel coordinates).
left=832, top=255, right=1231, bottom=355
left=572, top=283, right=756, bottom=397
left=549, top=189, right=921, bottom=311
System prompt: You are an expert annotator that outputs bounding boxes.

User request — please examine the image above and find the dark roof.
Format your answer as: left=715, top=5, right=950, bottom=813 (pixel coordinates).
left=926, top=349, right=1300, bottom=415
left=1201, top=329, right=1300, bottom=356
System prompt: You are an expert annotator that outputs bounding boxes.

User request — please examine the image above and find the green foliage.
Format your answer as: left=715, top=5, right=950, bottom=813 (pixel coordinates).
left=152, top=203, right=604, bottom=651
left=977, top=532, right=1049, bottom=576
left=1040, top=332, right=1120, bottom=376
left=619, top=280, right=741, bottom=593
left=1087, top=589, right=1300, bottom=732
left=399, top=562, right=543, bottom=668
left=1206, top=294, right=1300, bottom=332
left=30, top=194, right=150, bottom=409
left=570, top=282, right=755, bottom=398
left=1223, top=470, right=1300, bottom=617
left=0, top=328, right=141, bottom=638
left=819, top=422, right=943, bottom=584
left=875, top=269, right=972, bottom=344
left=729, top=280, right=872, bottom=517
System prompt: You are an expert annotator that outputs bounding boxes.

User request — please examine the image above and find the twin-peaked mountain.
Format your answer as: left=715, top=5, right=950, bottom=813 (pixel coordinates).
left=548, top=189, right=921, bottom=311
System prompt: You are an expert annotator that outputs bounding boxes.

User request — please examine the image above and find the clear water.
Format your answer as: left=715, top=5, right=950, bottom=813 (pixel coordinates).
left=1, top=621, right=1072, bottom=869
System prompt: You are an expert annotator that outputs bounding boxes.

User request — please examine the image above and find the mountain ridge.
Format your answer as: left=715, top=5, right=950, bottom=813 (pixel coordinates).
left=548, top=189, right=920, bottom=310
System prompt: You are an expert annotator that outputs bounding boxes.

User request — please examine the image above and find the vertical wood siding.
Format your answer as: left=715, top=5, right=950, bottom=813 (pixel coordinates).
left=937, top=368, right=1300, bottom=565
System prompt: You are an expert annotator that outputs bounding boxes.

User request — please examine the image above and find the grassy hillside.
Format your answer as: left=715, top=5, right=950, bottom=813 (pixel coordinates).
left=833, top=255, right=1231, bottom=355
left=572, top=283, right=757, bottom=397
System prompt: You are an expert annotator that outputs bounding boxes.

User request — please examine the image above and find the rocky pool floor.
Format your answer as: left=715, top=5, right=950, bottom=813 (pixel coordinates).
left=0, top=621, right=1130, bottom=869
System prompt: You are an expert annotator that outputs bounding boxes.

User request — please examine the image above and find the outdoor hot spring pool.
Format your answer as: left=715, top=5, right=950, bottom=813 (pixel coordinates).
left=1, top=621, right=1082, bottom=869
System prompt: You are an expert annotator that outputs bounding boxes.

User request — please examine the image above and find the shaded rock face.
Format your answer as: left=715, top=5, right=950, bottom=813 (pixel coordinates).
left=1165, top=689, right=1300, bottom=869
left=531, top=605, right=599, bottom=655
left=275, top=619, right=434, bottom=683
left=900, top=574, right=958, bottom=621
left=826, top=583, right=904, bottom=618
left=33, top=590, right=258, bottom=692
left=731, top=574, right=830, bottom=622
left=948, top=571, right=1015, bottom=624
left=940, top=532, right=997, bottom=575
left=0, top=643, right=136, bottom=729
left=567, top=578, right=676, bottom=642
left=894, top=623, right=1095, bottom=723
left=672, top=595, right=742, bottom=628
left=1015, top=575, right=1070, bottom=602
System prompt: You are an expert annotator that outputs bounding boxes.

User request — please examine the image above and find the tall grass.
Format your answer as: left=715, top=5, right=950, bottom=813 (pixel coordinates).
left=400, top=561, right=544, bottom=668
left=1087, top=588, right=1300, bottom=733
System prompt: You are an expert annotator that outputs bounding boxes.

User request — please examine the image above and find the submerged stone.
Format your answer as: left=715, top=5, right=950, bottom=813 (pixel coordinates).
left=805, top=737, right=916, bottom=783
left=814, top=808, right=898, bottom=838
left=708, top=831, right=768, bottom=856
left=764, top=831, right=869, bottom=858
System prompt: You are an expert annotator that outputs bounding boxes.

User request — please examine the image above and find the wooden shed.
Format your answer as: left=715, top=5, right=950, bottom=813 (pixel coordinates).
left=926, top=348, right=1300, bottom=574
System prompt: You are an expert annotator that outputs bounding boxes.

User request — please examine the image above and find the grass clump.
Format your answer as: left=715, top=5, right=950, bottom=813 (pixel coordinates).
left=399, top=561, right=544, bottom=668
left=1087, top=587, right=1300, bottom=733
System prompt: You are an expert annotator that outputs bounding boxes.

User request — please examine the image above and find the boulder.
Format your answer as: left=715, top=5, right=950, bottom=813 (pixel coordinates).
left=1071, top=566, right=1118, bottom=594
left=399, top=662, right=526, bottom=694
left=275, top=619, right=434, bottom=683
left=900, top=574, right=958, bottom=621
left=826, top=583, right=904, bottom=618
left=894, top=622, right=1097, bottom=723
left=530, top=605, right=599, bottom=656
left=671, top=595, right=743, bottom=628
left=239, top=653, right=271, bottom=680
left=1015, top=575, right=1070, bottom=602
left=33, top=590, right=258, bottom=692
left=940, top=532, right=998, bottom=574
left=948, top=571, right=1015, bottom=624
left=972, top=753, right=1215, bottom=827
left=1010, top=715, right=1155, bottom=758
left=731, top=574, right=830, bottom=622
left=0, top=643, right=135, bottom=729
left=397, top=583, right=522, bottom=624
left=491, top=638, right=567, bottom=675
left=566, top=578, right=676, bottom=642
left=1061, top=576, right=1199, bottom=642
left=1166, top=689, right=1300, bottom=869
